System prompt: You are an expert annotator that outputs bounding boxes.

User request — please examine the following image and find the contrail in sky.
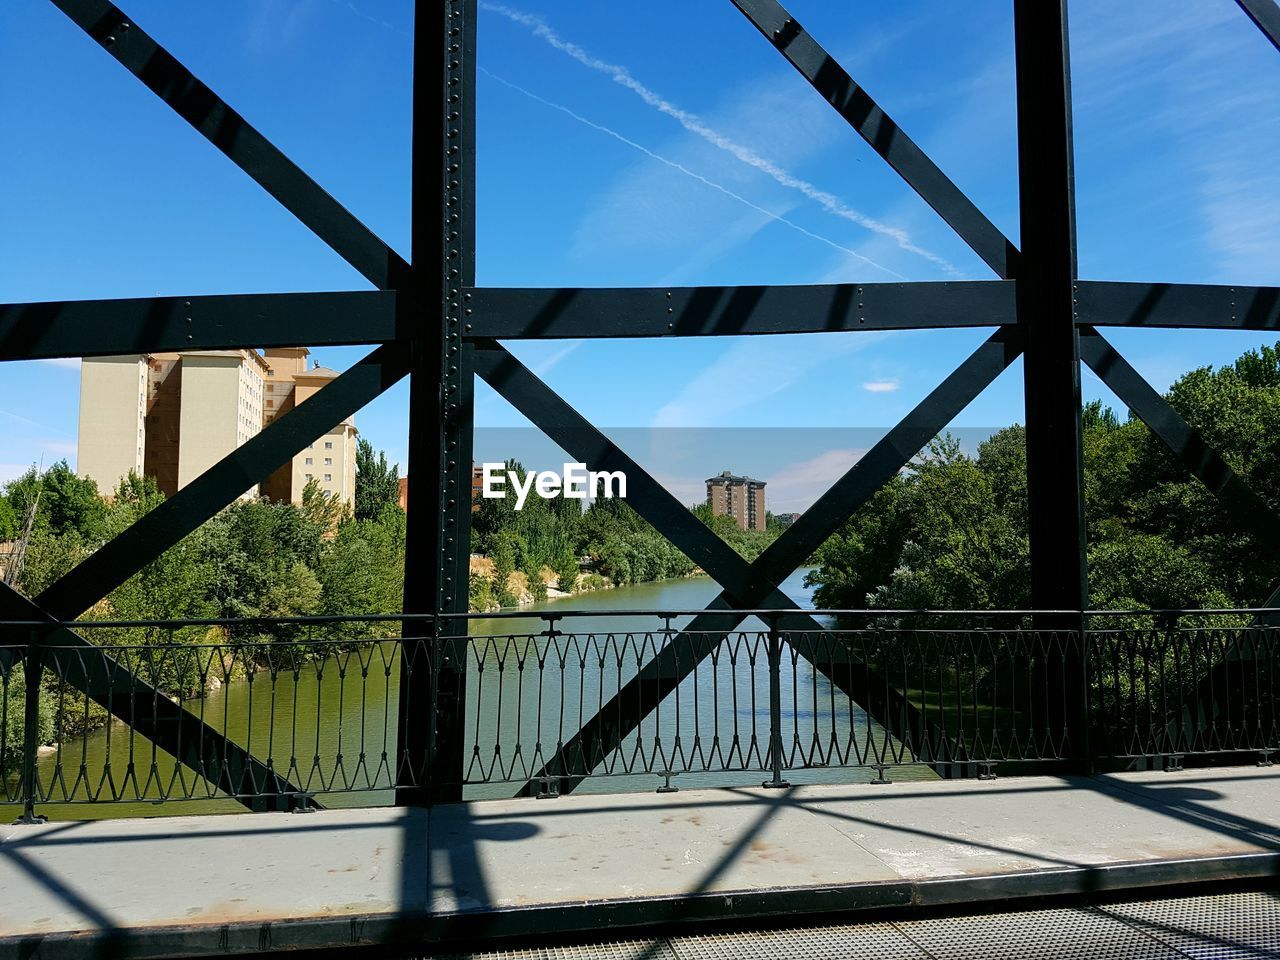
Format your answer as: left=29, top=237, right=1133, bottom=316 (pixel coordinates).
left=482, top=2, right=961, bottom=276
left=482, top=68, right=905, bottom=279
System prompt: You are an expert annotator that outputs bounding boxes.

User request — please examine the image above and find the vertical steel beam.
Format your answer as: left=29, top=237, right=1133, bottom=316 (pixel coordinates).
left=435, top=0, right=479, bottom=801
left=1013, top=0, right=1089, bottom=759
left=399, top=0, right=475, bottom=806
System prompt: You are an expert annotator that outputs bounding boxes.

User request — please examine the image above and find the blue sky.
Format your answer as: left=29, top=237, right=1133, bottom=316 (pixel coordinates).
left=1, top=0, right=1277, bottom=507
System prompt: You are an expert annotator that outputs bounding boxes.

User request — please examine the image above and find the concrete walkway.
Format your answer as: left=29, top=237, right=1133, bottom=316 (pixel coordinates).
left=2, top=768, right=1279, bottom=958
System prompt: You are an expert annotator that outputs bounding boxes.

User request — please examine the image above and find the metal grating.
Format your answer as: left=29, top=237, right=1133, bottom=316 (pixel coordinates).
left=429, top=940, right=679, bottom=960
left=668, top=921, right=926, bottom=959
left=422, top=891, right=1280, bottom=959
left=1100, top=890, right=1280, bottom=958
left=893, top=906, right=1184, bottom=960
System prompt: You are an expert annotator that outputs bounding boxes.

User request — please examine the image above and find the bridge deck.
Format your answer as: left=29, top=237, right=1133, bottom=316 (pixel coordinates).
left=2, top=768, right=1279, bottom=959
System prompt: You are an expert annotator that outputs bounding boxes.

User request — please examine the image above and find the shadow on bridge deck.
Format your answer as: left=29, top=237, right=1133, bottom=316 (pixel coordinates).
left=2, top=768, right=1279, bottom=958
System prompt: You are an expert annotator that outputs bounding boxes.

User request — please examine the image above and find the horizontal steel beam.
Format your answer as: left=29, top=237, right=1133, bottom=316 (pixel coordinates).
left=465, top=282, right=1015, bottom=339
left=37, top=344, right=411, bottom=619
left=49, top=0, right=409, bottom=290
left=1075, top=281, right=1280, bottom=330
left=730, top=0, right=1018, bottom=279
left=3, top=278, right=1268, bottom=367
left=0, top=291, right=400, bottom=361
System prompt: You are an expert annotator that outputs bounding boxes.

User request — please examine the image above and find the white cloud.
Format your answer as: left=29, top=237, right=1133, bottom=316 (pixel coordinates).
left=765, top=449, right=867, bottom=513
left=36, top=357, right=80, bottom=371
left=486, top=3, right=958, bottom=274
left=862, top=379, right=901, bottom=393
left=482, top=69, right=900, bottom=279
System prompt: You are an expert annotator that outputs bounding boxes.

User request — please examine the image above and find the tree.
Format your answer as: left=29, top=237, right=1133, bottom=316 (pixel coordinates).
left=355, top=439, right=400, bottom=522
left=490, top=530, right=518, bottom=606
left=553, top=547, right=580, bottom=593
left=301, top=477, right=349, bottom=533
left=0, top=497, right=17, bottom=542
left=7, top=462, right=105, bottom=540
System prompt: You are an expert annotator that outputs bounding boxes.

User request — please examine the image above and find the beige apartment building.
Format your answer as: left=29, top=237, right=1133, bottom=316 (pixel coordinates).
left=77, top=355, right=149, bottom=499
left=79, top=347, right=355, bottom=508
left=259, top=349, right=357, bottom=505
left=706, top=470, right=767, bottom=532
left=177, top=351, right=269, bottom=497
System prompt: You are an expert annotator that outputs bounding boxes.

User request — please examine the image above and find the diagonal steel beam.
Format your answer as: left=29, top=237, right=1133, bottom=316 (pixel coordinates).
left=1074, top=281, right=1280, bottom=331
left=504, top=328, right=1022, bottom=794
left=1237, top=0, right=1280, bottom=51
left=37, top=344, right=411, bottom=620
left=0, top=586, right=317, bottom=811
left=466, top=281, right=1016, bottom=339
left=0, top=291, right=399, bottom=362
left=749, top=327, right=1024, bottom=586
left=48, top=0, right=410, bottom=290
left=729, top=0, right=1019, bottom=279
left=1079, top=327, right=1280, bottom=560
left=472, top=341, right=948, bottom=788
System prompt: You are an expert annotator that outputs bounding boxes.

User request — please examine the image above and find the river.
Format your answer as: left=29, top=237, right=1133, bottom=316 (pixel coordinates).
left=28, top=569, right=933, bottom=820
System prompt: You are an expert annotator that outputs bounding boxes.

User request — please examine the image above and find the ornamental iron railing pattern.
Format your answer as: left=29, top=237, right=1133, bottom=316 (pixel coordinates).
left=3, top=610, right=1277, bottom=818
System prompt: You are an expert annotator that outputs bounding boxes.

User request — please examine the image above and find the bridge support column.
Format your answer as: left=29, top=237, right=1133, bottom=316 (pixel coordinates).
left=1014, top=0, right=1090, bottom=765
left=399, top=0, right=476, bottom=805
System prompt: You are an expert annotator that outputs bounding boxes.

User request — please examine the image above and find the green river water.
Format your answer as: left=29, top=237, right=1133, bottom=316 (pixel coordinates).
left=24, top=569, right=933, bottom=820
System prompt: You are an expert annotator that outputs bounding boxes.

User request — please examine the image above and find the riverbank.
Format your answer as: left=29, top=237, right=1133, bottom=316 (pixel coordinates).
left=468, top=554, right=716, bottom=613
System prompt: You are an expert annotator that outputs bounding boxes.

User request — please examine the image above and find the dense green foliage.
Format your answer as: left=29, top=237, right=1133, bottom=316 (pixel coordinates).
left=2, top=464, right=404, bottom=630
left=809, top=344, right=1280, bottom=612
left=471, top=461, right=697, bottom=600
left=354, top=437, right=400, bottom=522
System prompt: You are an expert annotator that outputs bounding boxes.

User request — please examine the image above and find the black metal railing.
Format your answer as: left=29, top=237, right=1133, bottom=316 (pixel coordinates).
left=2, top=609, right=1277, bottom=816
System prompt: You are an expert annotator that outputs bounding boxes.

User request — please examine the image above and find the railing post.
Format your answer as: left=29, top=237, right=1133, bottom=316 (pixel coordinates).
left=18, top=630, right=45, bottom=825
left=1080, top=614, right=1093, bottom=772
left=762, top=614, right=790, bottom=790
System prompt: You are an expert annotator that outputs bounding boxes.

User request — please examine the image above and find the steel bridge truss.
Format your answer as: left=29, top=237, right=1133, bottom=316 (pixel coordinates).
left=2, top=0, right=1279, bottom=808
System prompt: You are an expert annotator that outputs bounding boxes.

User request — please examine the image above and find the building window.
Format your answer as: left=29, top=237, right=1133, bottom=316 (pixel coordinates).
left=305, top=473, right=313, bottom=481
left=305, top=457, right=313, bottom=465
left=324, top=457, right=332, bottom=466
left=324, top=474, right=332, bottom=482
left=324, top=441, right=333, bottom=449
